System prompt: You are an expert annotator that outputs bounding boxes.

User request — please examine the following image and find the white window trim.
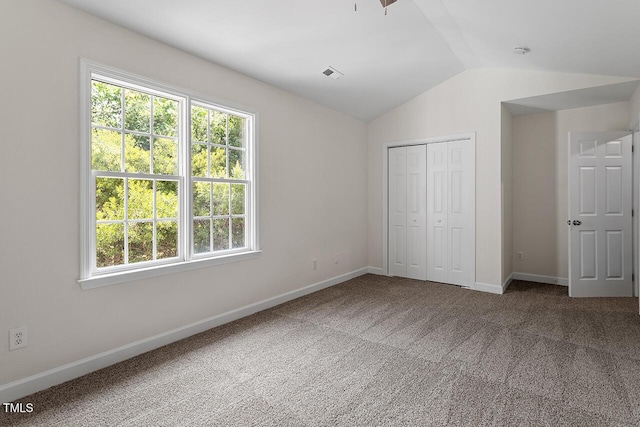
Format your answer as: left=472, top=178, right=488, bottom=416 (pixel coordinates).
left=79, top=60, right=260, bottom=289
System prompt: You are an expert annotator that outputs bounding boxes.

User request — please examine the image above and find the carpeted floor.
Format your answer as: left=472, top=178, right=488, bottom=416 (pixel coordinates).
left=3, top=275, right=640, bottom=426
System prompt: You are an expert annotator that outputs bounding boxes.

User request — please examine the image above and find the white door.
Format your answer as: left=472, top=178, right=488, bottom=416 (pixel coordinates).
left=426, top=142, right=448, bottom=283
left=388, top=145, right=427, bottom=279
left=569, top=132, right=633, bottom=297
left=427, top=141, right=475, bottom=287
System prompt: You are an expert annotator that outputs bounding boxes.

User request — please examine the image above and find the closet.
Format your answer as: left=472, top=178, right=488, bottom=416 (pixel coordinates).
left=388, top=139, right=475, bottom=287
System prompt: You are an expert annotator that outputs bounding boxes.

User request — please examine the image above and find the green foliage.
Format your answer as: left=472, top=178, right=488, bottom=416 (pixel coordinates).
left=153, top=97, right=178, bottom=137
left=125, top=89, right=150, bottom=133
left=92, top=81, right=121, bottom=128
left=92, top=83, right=248, bottom=266
left=125, top=134, right=150, bottom=173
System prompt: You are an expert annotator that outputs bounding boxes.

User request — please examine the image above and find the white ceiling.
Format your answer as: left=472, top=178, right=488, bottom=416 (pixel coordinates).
left=56, top=0, right=640, bottom=121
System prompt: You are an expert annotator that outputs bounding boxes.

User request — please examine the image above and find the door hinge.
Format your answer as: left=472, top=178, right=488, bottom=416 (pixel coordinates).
left=633, top=209, right=635, bottom=217
left=633, top=273, right=635, bottom=281
left=633, top=145, right=635, bottom=153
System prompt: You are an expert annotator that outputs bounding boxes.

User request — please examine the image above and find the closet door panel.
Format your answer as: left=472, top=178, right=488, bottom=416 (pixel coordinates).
left=427, top=142, right=448, bottom=283
left=447, top=141, right=475, bottom=287
left=389, top=147, right=407, bottom=277
left=406, top=145, right=427, bottom=280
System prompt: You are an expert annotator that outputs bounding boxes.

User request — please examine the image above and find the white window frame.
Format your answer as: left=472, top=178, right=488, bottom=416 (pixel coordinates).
left=79, top=60, right=260, bottom=289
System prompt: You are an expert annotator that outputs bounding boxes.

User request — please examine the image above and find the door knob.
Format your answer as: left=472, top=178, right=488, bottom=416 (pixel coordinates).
left=573, top=220, right=582, bottom=226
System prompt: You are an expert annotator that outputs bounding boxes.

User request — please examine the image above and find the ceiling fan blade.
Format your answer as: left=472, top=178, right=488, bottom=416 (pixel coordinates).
left=379, top=0, right=398, bottom=7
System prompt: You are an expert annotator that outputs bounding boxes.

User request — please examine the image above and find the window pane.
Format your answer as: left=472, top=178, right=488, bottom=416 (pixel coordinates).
left=92, top=129, right=121, bottom=172
left=191, top=106, right=207, bottom=143
left=153, top=138, right=178, bottom=175
left=153, top=97, right=178, bottom=137
left=156, top=180, right=178, bottom=219
left=229, top=149, right=245, bottom=179
left=210, top=146, right=226, bottom=178
left=128, top=179, right=153, bottom=220
left=213, top=218, right=229, bottom=251
left=193, top=219, right=211, bottom=253
left=128, top=222, right=153, bottom=263
left=213, top=183, right=230, bottom=216
left=96, top=177, right=124, bottom=221
left=228, top=115, right=245, bottom=148
left=191, top=144, right=207, bottom=178
left=232, top=217, right=245, bottom=249
left=96, top=223, right=124, bottom=267
left=92, top=81, right=122, bottom=128
left=124, top=134, right=150, bottom=173
left=157, top=221, right=178, bottom=259
left=210, top=110, right=227, bottom=145
left=124, top=89, right=150, bottom=132
left=231, top=184, right=245, bottom=215
left=193, top=182, right=211, bottom=217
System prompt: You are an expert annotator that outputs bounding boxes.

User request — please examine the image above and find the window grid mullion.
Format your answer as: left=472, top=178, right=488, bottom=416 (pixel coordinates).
left=181, top=98, right=190, bottom=263
left=124, top=177, right=129, bottom=265
left=95, top=171, right=180, bottom=180
left=225, top=115, right=230, bottom=179
left=209, top=181, right=214, bottom=252
left=120, top=88, right=126, bottom=173
left=152, top=180, right=157, bottom=261
left=149, top=95, right=155, bottom=174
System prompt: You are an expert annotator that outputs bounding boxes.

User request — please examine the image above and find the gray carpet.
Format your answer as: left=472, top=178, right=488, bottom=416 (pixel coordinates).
left=3, top=275, right=640, bottom=426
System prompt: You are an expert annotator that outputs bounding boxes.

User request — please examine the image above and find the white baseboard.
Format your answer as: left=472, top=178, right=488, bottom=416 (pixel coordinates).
left=366, top=266, right=384, bottom=275
left=0, top=267, right=370, bottom=403
left=473, top=282, right=505, bottom=295
left=502, top=273, right=514, bottom=292
left=512, top=272, right=568, bottom=287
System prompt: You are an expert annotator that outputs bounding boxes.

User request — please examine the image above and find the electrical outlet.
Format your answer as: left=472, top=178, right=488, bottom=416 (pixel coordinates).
left=312, top=258, right=318, bottom=270
left=9, top=326, right=27, bottom=351
left=516, top=251, right=524, bottom=261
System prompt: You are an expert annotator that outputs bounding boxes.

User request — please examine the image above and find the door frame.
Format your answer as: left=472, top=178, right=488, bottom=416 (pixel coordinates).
left=382, top=132, right=476, bottom=283
left=633, top=114, right=640, bottom=299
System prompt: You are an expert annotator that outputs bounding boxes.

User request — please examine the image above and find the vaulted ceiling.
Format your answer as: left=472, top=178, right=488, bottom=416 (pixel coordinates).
left=56, top=0, right=640, bottom=121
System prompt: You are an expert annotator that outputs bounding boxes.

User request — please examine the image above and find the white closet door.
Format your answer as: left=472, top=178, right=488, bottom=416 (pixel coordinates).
left=389, top=147, right=407, bottom=277
left=388, top=145, right=427, bottom=280
left=447, top=141, right=475, bottom=286
left=427, top=141, right=475, bottom=287
left=426, top=143, right=448, bottom=283
left=406, top=145, right=427, bottom=280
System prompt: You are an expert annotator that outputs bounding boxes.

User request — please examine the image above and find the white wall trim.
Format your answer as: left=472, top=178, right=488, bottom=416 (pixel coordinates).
left=473, top=282, right=504, bottom=295
left=512, top=272, right=568, bottom=286
left=502, top=273, right=514, bottom=292
left=0, top=268, right=369, bottom=403
left=367, top=266, right=385, bottom=275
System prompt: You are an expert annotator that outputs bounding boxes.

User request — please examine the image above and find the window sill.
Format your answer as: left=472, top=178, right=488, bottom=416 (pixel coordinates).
left=79, top=250, right=262, bottom=290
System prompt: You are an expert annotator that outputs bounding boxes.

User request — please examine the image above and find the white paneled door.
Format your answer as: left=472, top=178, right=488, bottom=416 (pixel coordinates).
left=388, top=140, right=475, bottom=287
left=569, top=132, right=633, bottom=297
left=427, top=141, right=475, bottom=287
left=389, top=145, right=427, bottom=280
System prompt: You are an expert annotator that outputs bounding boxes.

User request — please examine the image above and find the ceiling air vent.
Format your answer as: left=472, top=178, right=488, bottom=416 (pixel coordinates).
left=322, top=66, right=344, bottom=80
left=513, top=46, right=531, bottom=55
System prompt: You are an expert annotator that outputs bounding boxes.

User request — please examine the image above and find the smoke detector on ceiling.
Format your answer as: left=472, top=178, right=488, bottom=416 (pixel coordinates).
left=513, top=46, right=531, bottom=55
left=322, top=66, right=344, bottom=80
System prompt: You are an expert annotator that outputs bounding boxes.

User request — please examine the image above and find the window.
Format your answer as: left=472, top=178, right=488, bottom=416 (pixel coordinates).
left=80, top=62, right=258, bottom=288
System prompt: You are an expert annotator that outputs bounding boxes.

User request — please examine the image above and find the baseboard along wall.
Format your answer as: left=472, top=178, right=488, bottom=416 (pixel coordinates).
left=0, top=267, right=373, bottom=403
left=502, top=272, right=569, bottom=293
